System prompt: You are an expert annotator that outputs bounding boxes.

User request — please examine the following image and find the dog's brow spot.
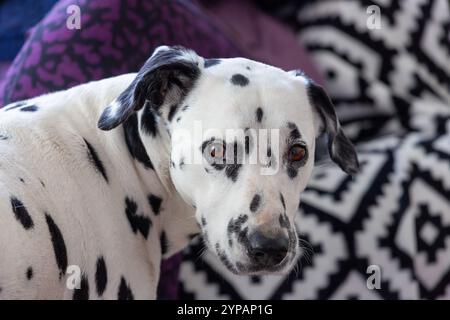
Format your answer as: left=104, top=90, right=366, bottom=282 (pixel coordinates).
left=204, top=59, right=221, bottom=68
left=249, top=194, right=261, bottom=213
left=26, top=267, right=33, bottom=280
left=287, top=122, right=301, bottom=140
left=246, top=66, right=251, bottom=71
left=19, top=177, right=25, bottom=183
left=256, top=107, right=263, bottom=123
left=231, top=74, right=249, bottom=86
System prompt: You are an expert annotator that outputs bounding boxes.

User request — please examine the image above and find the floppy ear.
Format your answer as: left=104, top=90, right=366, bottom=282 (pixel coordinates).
left=98, top=45, right=201, bottom=131
left=293, top=72, right=359, bottom=175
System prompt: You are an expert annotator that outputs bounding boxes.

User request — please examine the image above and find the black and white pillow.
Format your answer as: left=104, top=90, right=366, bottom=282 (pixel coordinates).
left=264, top=0, right=450, bottom=142
left=178, top=0, right=450, bottom=300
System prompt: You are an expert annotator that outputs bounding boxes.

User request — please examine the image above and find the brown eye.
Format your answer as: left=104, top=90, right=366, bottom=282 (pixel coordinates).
left=288, top=144, right=306, bottom=162
left=210, top=143, right=225, bottom=159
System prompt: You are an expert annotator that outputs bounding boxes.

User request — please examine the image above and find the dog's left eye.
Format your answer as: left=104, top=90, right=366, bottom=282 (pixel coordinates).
left=210, top=143, right=225, bottom=159
left=288, top=144, right=306, bottom=162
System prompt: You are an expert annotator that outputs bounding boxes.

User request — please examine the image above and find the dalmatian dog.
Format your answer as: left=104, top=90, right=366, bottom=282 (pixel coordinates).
left=0, top=46, right=358, bottom=300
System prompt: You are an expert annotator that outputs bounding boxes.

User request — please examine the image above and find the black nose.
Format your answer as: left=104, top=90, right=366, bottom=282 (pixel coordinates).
left=248, top=232, right=289, bottom=266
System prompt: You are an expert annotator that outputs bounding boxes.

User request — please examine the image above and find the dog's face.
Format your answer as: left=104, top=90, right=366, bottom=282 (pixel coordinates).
left=98, top=46, right=359, bottom=275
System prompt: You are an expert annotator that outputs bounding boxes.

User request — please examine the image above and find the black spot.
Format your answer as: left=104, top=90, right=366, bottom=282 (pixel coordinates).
left=19, top=177, right=25, bottom=183
left=227, top=214, right=248, bottom=237
left=204, top=59, right=221, bottom=68
left=280, top=193, right=286, bottom=211
left=231, top=74, right=249, bottom=86
left=256, top=108, right=263, bottom=123
left=45, top=213, right=68, bottom=279
left=4, top=101, right=26, bottom=111
left=40, top=180, right=46, bottom=188
left=167, top=104, right=179, bottom=122
left=26, top=267, right=33, bottom=280
left=237, top=226, right=249, bottom=247
left=95, top=257, right=107, bottom=297
left=179, top=157, right=185, bottom=169
left=176, top=117, right=181, bottom=122
left=224, top=141, right=242, bottom=182
left=10, top=196, right=34, bottom=230
left=73, top=274, right=89, bottom=300
left=201, top=216, right=207, bottom=227
left=188, top=233, right=199, bottom=241
left=251, top=275, right=261, bottom=284
left=246, top=66, right=251, bottom=71
left=287, top=122, right=301, bottom=140
left=0, top=134, right=8, bottom=140
left=249, top=194, right=261, bottom=213
left=215, top=243, right=236, bottom=273
left=125, top=197, right=152, bottom=239
left=141, top=104, right=158, bottom=137
left=118, top=277, right=134, bottom=300
left=279, top=213, right=290, bottom=229
left=84, top=138, right=108, bottom=182
left=181, top=105, right=189, bottom=112
left=123, top=114, right=154, bottom=169
left=287, top=167, right=298, bottom=179
left=20, top=105, right=38, bottom=112
left=160, top=231, right=169, bottom=256
left=148, top=194, right=162, bottom=216
left=245, top=135, right=250, bottom=154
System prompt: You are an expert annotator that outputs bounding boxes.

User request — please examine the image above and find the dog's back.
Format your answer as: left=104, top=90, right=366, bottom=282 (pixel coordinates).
left=0, top=75, right=162, bottom=299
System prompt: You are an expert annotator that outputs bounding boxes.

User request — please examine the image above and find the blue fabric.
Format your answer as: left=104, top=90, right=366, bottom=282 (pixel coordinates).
left=0, top=0, right=58, bottom=61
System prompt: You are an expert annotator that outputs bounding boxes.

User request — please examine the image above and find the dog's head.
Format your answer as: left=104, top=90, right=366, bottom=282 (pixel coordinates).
left=98, top=46, right=359, bottom=275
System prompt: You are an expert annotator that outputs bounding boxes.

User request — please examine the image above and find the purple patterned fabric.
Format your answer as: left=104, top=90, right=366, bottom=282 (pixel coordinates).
left=0, top=0, right=241, bottom=299
left=0, top=0, right=241, bottom=106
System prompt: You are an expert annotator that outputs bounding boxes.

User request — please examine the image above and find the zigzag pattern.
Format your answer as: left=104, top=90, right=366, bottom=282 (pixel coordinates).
left=179, top=0, right=450, bottom=300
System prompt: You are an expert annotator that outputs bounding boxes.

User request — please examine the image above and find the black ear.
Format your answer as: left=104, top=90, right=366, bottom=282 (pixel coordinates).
left=305, top=79, right=360, bottom=176
left=98, top=45, right=201, bottom=131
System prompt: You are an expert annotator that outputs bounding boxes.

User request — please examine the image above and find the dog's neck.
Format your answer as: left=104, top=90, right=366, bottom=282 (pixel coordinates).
left=75, top=74, right=200, bottom=258
left=133, top=106, right=200, bottom=257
